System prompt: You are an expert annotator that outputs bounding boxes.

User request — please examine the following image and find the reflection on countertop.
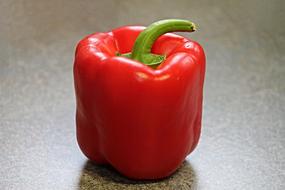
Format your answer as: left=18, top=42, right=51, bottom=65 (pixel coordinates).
left=78, top=161, right=196, bottom=190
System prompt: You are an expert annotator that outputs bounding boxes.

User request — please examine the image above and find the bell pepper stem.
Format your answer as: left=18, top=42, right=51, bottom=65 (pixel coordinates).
left=129, top=19, right=196, bottom=66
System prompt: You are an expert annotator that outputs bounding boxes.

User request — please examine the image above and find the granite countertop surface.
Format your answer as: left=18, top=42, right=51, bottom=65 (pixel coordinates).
left=0, top=0, right=284, bottom=189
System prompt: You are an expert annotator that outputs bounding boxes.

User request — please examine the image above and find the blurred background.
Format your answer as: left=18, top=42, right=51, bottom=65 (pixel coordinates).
left=0, top=0, right=284, bottom=189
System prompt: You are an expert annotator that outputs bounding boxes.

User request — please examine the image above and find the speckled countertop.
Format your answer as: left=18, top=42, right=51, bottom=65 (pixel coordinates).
left=1, top=0, right=285, bottom=189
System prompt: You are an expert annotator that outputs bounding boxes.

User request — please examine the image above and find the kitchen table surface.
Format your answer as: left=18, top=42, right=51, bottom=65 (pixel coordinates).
left=1, top=0, right=284, bottom=189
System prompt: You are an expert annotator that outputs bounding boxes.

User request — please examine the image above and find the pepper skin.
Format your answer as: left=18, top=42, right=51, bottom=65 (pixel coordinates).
left=74, top=19, right=206, bottom=179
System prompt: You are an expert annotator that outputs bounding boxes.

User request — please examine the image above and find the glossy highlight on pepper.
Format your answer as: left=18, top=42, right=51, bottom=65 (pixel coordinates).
left=74, top=19, right=206, bottom=179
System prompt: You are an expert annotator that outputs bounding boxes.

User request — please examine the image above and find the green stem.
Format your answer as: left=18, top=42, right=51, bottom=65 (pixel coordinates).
left=117, top=19, right=196, bottom=67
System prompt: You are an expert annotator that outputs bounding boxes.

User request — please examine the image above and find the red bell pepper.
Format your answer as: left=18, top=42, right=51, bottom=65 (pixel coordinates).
left=74, top=19, right=206, bottom=179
